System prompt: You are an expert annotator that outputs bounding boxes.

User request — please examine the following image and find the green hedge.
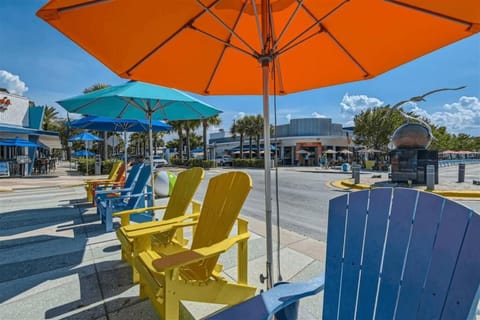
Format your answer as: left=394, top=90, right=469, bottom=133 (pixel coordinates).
left=77, top=159, right=121, bottom=175
left=170, top=158, right=214, bottom=168
left=232, top=158, right=264, bottom=168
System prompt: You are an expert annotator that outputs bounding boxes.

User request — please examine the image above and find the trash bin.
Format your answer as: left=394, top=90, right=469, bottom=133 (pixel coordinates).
left=342, top=163, right=350, bottom=172
left=352, top=164, right=361, bottom=184
left=426, top=165, right=435, bottom=190
left=94, top=155, right=102, bottom=175
left=458, top=163, right=465, bottom=183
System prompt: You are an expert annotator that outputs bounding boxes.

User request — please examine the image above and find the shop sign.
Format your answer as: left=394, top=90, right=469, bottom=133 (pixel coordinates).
left=0, top=96, right=11, bottom=111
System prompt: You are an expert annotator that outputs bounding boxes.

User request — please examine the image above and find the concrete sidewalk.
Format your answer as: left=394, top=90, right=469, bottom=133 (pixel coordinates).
left=0, top=185, right=325, bottom=320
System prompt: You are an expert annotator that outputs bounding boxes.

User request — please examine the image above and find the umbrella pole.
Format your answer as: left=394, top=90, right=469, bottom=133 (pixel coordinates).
left=262, top=59, right=274, bottom=290
left=148, top=113, right=155, bottom=197
left=124, top=130, right=128, bottom=175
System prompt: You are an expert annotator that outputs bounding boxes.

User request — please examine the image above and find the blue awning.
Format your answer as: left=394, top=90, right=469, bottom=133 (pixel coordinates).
left=0, top=124, right=58, bottom=136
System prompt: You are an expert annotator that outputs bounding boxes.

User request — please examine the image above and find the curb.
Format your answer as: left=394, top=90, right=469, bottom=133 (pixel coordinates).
left=331, top=179, right=480, bottom=199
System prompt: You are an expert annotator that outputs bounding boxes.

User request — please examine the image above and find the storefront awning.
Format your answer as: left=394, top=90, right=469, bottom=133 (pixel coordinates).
left=38, top=135, right=62, bottom=149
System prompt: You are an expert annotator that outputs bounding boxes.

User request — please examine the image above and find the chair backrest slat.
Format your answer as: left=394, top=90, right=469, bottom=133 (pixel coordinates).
left=441, top=213, right=480, bottom=319
left=416, top=200, right=471, bottom=319
left=124, top=163, right=143, bottom=189
left=375, top=188, right=418, bottom=319
left=356, top=188, right=392, bottom=319
left=126, top=165, right=151, bottom=208
left=323, top=194, right=348, bottom=319
left=163, top=167, right=204, bottom=220
left=338, top=190, right=369, bottom=319
left=395, top=191, right=446, bottom=319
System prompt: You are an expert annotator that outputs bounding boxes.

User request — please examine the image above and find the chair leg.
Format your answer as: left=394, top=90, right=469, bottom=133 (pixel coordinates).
left=105, top=207, right=113, bottom=232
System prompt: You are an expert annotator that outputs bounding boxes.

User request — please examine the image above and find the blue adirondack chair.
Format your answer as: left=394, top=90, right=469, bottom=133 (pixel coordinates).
left=208, top=188, right=480, bottom=320
left=96, top=165, right=153, bottom=232
left=95, top=163, right=144, bottom=202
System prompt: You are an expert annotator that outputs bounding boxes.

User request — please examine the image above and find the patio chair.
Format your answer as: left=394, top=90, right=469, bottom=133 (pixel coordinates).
left=96, top=165, right=152, bottom=232
left=84, top=160, right=124, bottom=202
left=114, top=167, right=205, bottom=282
left=89, top=164, right=128, bottom=205
left=94, top=163, right=144, bottom=205
left=134, top=171, right=257, bottom=319
left=206, top=188, right=480, bottom=320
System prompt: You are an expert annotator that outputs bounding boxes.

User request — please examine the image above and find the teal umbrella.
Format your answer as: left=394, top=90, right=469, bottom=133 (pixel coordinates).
left=69, top=132, right=103, bottom=175
left=58, top=81, right=222, bottom=186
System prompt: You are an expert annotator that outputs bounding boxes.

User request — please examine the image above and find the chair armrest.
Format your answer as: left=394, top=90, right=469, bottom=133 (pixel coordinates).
left=126, top=215, right=200, bottom=238
left=96, top=186, right=133, bottom=196
left=113, top=204, right=167, bottom=226
left=152, top=232, right=250, bottom=272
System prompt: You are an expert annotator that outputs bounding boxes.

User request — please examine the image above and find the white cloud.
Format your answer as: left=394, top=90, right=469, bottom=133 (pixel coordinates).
left=285, top=114, right=292, bottom=122
left=234, top=112, right=246, bottom=119
left=406, top=96, right=480, bottom=133
left=340, top=93, right=383, bottom=117
left=312, top=112, right=327, bottom=118
left=0, top=70, right=28, bottom=95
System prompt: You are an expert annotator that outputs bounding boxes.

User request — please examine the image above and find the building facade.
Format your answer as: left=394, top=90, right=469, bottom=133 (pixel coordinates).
left=0, top=89, right=61, bottom=176
left=209, top=117, right=353, bottom=166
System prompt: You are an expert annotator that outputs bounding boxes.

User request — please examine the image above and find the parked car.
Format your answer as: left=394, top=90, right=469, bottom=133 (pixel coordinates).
left=215, top=155, right=232, bottom=166
left=147, top=155, right=168, bottom=167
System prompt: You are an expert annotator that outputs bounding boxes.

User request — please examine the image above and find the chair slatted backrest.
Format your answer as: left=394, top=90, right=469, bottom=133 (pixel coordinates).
left=181, top=171, right=252, bottom=281
left=323, top=188, right=480, bottom=320
left=125, top=164, right=151, bottom=209
left=163, top=167, right=204, bottom=220
left=121, top=163, right=143, bottom=194
left=109, top=161, right=124, bottom=180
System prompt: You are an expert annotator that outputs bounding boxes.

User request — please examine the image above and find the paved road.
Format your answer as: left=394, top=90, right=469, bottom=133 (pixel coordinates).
left=196, top=167, right=480, bottom=242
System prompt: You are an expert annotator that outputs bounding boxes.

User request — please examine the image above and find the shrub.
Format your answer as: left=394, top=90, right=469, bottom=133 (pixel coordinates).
left=232, top=158, right=264, bottom=168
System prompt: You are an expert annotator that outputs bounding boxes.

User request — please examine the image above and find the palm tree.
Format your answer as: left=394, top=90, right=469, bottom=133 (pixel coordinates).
left=202, top=115, right=221, bottom=160
left=231, top=117, right=247, bottom=159
left=253, top=114, right=264, bottom=159
left=169, top=121, right=184, bottom=161
left=184, top=120, right=201, bottom=160
left=42, top=106, right=59, bottom=130
left=83, top=83, right=111, bottom=160
left=243, top=116, right=256, bottom=159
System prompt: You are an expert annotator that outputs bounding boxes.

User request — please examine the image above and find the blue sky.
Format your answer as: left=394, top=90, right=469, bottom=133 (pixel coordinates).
left=1, top=1, right=479, bottom=136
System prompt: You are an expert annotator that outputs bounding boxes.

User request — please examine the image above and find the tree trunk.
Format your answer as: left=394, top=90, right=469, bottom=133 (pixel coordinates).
left=186, top=127, right=191, bottom=160
left=240, top=134, right=244, bottom=159
left=178, top=129, right=184, bottom=161
left=203, top=120, right=207, bottom=160
left=249, top=137, right=253, bottom=159
left=103, top=131, right=108, bottom=160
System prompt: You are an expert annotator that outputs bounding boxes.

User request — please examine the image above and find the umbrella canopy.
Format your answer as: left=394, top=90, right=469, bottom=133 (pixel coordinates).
left=324, top=149, right=337, bottom=154
left=69, top=116, right=171, bottom=132
left=57, top=81, right=221, bottom=121
left=339, top=149, right=353, bottom=154
left=58, top=81, right=221, bottom=187
left=73, top=150, right=95, bottom=157
left=69, top=115, right=172, bottom=166
left=37, top=0, right=479, bottom=289
left=0, top=137, right=40, bottom=147
left=69, top=132, right=103, bottom=142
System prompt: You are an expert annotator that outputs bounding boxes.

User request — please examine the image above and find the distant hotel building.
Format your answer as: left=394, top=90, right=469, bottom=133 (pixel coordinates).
left=209, top=117, right=353, bottom=166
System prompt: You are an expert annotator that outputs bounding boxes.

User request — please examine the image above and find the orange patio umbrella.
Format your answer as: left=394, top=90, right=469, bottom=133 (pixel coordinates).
left=37, top=0, right=479, bottom=289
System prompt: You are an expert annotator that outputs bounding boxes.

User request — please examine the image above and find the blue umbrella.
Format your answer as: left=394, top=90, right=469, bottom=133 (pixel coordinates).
left=58, top=80, right=222, bottom=186
left=0, top=137, right=40, bottom=147
left=69, top=132, right=103, bottom=175
left=73, top=150, right=95, bottom=157
left=69, top=116, right=171, bottom=166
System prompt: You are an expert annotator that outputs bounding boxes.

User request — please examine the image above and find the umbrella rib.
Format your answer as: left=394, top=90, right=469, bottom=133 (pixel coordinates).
left=386, top=0, right=476, bottom=29
left=194, top=0, right=259, bottom=56
left=272, top=0, right=305, bottom=52
left=125, top=0, right=220, bottom=76
left=204, top=1, right=249, bottom=94
left=120, top=97, right=147, bottom=116
left=251, top=0, right=264, bottom=51
left=56, top=0, right=111, bottom=14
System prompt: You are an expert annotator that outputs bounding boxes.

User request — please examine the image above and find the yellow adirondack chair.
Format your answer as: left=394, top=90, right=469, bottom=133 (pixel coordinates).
left=133, top=171, right=256, bottom=319
left=114, top=167, right=205, bottom=281
left=85, top=161, right=124, bottom=202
